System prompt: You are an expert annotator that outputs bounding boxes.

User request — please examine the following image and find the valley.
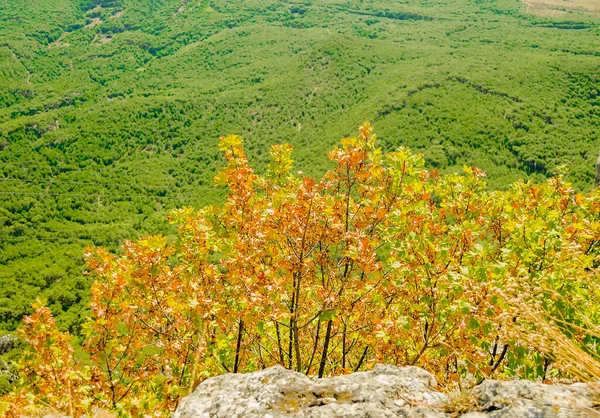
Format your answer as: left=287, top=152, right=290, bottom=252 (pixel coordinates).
left=0, top=0, right=599, bottom=333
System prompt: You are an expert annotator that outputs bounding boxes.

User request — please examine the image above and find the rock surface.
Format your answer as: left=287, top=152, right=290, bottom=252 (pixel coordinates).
left=174, top=365, right=600, bottom=418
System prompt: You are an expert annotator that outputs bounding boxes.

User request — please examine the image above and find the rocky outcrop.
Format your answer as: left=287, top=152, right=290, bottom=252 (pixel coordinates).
left=0, top=334, right=18, bottom=355
left=174, top=365, right=600, bottom=418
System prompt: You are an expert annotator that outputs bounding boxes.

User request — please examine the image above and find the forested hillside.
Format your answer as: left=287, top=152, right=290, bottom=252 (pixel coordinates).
left=1, top=0, right=599, bottom=333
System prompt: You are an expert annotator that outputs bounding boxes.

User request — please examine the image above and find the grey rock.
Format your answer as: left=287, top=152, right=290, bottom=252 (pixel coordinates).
left=174, top=364, right=446, bottom=418
left=0, top=334, right=18, bottom=355
left=174, top=365, right=600, bottom=418
left=472, top=379, right=598, bottom=417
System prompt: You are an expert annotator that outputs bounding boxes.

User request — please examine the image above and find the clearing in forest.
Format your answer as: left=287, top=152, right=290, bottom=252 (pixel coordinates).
left=522, top=0, right=600, bottom=16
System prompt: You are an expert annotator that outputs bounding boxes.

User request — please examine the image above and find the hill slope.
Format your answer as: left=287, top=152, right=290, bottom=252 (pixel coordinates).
left=1, top=0, right=599, bottom=331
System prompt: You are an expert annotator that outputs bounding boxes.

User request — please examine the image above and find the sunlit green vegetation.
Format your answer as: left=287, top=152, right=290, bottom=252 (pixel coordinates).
left=0, top=0, right=599, bottom=338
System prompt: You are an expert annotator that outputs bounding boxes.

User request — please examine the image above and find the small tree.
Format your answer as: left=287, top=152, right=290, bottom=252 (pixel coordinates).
left=2, top=300, right=90, bottom=417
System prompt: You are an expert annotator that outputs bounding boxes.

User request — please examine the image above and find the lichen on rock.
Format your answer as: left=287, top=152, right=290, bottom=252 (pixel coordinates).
left=174, top=364, right=599, bottom=417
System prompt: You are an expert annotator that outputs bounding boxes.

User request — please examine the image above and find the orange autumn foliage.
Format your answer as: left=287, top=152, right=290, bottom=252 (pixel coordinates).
left=4, top=301, right=90, bottom=417
left=3, top=122, right=600, bottom=416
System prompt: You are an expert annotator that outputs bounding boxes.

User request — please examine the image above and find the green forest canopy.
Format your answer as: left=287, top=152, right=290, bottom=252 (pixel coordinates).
left=0, top=0, right=599, bottom=333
